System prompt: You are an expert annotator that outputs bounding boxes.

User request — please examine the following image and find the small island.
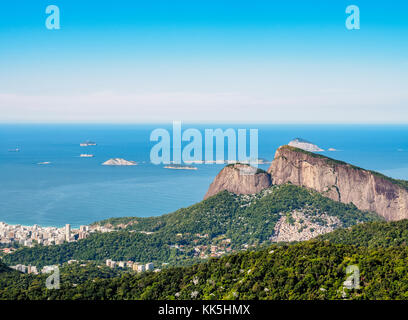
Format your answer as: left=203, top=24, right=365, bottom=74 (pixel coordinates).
left=80, top=141, right=97, bottom=147
left=288, top=138, right=323, bottom=152
left=102, top=158, right=137, bottom=166
left=164, top=164, right=197, bottom=170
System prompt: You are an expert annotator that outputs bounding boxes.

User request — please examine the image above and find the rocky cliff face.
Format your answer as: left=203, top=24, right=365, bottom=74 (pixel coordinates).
left=268, top=145, right=408, bottom=221
left=204, top=164, right=272, bottom=200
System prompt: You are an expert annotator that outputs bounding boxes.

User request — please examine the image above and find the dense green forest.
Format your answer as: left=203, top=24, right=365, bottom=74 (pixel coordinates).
left=2, top=184, right=398, bottom=300
left=319, top=219, right=408, bottom=248
left=0, top=261, right=13, bottom=274
left=2, top=231, right=176, bottom=268
left=0, top=261, right=124, bottom=300
left=1, top=185, right=380, bottom=268
left=3, top=208, right=408, bottom=300
left=2, top=241, right=408, bottom=300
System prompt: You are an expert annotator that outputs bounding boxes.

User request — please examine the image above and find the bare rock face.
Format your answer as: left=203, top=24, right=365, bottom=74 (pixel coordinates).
left=204, top=164, right=272, bottom=200
left=268, top=145, right=408, bottom=221
left=271, top=211, right=341, bottom=242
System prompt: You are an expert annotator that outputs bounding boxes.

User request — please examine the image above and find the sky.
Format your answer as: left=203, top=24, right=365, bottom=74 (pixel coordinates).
left=0, top=0, right=407, bottom=123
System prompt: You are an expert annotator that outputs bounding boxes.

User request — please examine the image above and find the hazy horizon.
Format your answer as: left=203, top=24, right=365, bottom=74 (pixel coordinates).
left=1, top=0, right=407, bottom=123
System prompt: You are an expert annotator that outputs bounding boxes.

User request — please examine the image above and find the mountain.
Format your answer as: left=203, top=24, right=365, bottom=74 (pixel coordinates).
left=4, top=219, right=408, bottom=300
left=204, top=163, right=272, bottom=200
left=1, top=184, right=379, bottom=268
left=4, top=148, right=408, bottom=300
left=268, top=145, right=408, bottom=221
left=288, top=138, right=324, bottom=152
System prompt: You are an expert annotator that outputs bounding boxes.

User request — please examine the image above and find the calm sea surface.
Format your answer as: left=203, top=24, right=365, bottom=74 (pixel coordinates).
left=1, top=124, right=408, bottom=227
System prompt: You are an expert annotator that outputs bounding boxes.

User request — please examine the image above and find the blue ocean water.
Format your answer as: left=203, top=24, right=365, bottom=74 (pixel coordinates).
left=1, top=124, right=408, bottom=228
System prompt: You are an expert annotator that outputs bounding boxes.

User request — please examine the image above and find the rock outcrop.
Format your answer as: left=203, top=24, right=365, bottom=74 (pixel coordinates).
left=204, top=164, right=272, bottom=200
left=268, top=145, right=408, bottom=221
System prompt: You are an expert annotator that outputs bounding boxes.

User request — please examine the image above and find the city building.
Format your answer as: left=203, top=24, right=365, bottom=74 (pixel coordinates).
left=65, top=224, right=71, bottom=242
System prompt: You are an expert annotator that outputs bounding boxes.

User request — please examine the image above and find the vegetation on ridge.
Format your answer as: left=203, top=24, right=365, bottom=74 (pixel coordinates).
left=3, top=195, right=408, bottom=300
left=2, top=241, right=408, bottom=300
left=1, top=184, right=380, bottom=268
left=318, top=219, right=408, bottom=248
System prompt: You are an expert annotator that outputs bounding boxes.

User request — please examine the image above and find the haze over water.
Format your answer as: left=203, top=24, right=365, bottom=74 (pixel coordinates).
left=1, top=124, right=408, bottom=228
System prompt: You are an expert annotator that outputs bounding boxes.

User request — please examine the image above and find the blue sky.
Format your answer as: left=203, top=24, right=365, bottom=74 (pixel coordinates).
left=0, top=0, right=407, bottom=123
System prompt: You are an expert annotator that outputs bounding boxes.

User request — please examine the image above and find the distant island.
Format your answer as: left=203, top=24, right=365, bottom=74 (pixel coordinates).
left=288, top=138, right=323, bottom=152
left=226, top=158, right=270, bottom=165
left=102, top=158, right=137, bottom=166
left=164, top=164, right=197, bottom=170
left=80, top=141, right=97, bottom=147
left=183, top=158, right=269, bottom=165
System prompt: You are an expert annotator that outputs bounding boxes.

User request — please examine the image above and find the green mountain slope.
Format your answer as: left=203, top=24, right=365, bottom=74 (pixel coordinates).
left=2, top=241, right=408, bottom=300
left=2, top=185, right=381, bottom=268
left=97, top=184, right=379, bottom=232
left=319, top=219, right=408, bottom=248
left=2, top=185, right=380, bottom=268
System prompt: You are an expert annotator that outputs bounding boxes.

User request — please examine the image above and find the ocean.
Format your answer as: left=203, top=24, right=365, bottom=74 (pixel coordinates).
left=1, top=124, right=408, bottom=228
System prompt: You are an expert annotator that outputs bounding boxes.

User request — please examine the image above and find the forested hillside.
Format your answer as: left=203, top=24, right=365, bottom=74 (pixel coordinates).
left=2, top=241, right=408, bottom=300
left=2, top=185, right=380, bottom=268
left=319, top=219, right=408, bottom=248
left=0, top=261, right=13, bottom=274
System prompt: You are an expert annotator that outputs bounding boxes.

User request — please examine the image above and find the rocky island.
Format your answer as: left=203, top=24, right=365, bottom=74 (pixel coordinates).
left=288, top=138, right=324, bottom=152
left=102, top=158, right=137, bottom=166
